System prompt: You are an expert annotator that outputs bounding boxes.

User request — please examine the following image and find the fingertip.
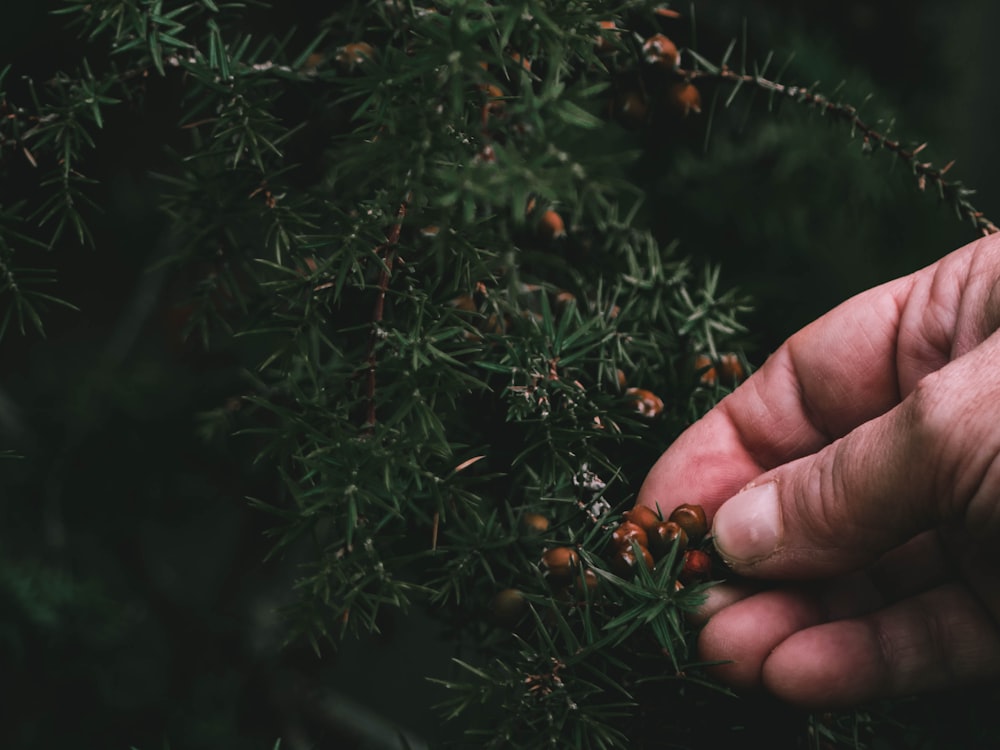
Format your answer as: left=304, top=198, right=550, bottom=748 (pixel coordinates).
left=698, top=588, right=823, bottom=691
left=761, top=621, right=885, bottom=708
left=636, top=409, right=766, bottom=515
left=711, top=481, right=782, bottom=569
left=687, top=581, right=758, bottom=627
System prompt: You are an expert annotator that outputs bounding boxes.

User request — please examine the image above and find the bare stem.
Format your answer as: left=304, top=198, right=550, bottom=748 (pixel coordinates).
left=680, top=66, right=999, bottom=236
left=364, top=199, right=409, bottom=431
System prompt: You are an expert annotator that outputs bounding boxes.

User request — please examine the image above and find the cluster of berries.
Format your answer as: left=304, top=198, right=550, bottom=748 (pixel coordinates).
left=491, top=502, right=715, bottom=625
left=608, top=503, right=712, bottom=585
left=537, top=502, right=712, bottom=595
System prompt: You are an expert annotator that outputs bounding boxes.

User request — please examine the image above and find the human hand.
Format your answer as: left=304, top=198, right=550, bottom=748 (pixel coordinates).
left=637, top=235, right=1000, bottom=707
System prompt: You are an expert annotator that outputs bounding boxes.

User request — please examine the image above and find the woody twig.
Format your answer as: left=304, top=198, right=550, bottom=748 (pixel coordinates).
left=364, top=198, right=409, bottom=431
left=679, top=65, right=999, bottom=236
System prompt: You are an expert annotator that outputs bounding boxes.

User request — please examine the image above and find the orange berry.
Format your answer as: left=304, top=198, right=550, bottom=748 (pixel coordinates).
left=668, top=503, right=708, bottom=543
left=337, top=41, right=375, bottom=69
left=481, top=83, right=505, bottom=100
left=669, top=81, right=702, bottom=116
left=695, top=352, right=744, bottom=384
left=653, top=6, right=682, bottom=19
left=521, top=512, right=550, bottom=534
left=541, top=546, right=580, bottom=580
left=694, top=353, right=716, bottom=385
left=718, top=352, right=745, bottom=382
left=554, top=290, right=576, bottom=310
left=595, top=20, right=619, bottom=54
left=623, top=505, right=660, bottom=534
left=538, top=209, right=566, bottom=240
left=626, top=387, right=664, bottom=418
left=509, top=51, right=531, bottom=72
left=611, top=521, right=649, bottom=550
left=642, top=33, right=678, bottom=68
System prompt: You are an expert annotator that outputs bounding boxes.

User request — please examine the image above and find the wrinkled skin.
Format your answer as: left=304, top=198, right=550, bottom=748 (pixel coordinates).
left=637, top=235, right=1000, bottom=707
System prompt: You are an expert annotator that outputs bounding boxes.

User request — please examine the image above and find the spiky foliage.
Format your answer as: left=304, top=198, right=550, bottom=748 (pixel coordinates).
left=1, top=1, right=996, bottom=748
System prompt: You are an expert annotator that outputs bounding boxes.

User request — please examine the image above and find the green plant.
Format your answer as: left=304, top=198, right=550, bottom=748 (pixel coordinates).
left=1, top=1, right=995, bottom=748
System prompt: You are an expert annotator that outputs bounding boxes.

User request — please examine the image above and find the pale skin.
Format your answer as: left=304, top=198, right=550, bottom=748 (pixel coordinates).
left=637, top=234, right=1000, bottom=707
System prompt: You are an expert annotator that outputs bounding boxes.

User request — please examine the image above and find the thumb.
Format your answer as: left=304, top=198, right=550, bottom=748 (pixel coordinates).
left=711, top=334, right=1000, bottom=578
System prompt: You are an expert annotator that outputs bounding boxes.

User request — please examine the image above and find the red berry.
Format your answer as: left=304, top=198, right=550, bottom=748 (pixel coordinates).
left=679, top=549, right=712, bottom=583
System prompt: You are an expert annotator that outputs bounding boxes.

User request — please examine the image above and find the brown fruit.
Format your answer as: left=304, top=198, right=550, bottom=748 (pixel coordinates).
left=669, top=81, right=702, bottom=116
left=595, top=20, right=619, bottom=55
left=668, top=503, right=708, bottom=543
left=541, top=546, right=580, bottom=580
left=642, top=33, right=678, bottom=68
left=450, top=294, right=476, bottom=312
left=614, top=89, right=648, bottom=129
left=626, top=387, right=664, bottom=418
left=491, top=587, right=527, bottom=625
left=538, top=209, right=566, bottom=240
left=481, top=83, right=506, bottom=121
left=337, top=41, right=375, bottom=69
left=623, top=505, right=661, bottom=535
left=653, top=6, right=682, bottom=18
left=695, top=352, right=744, bottom=384
left=574, top=568, right=599, bottom=595
left=521, top=512, right=550, bottom=535
left=679, top=549, right=712, bottom=584
left=694, top=353, right=716, bottom=385
left=509, top=51, right=532, bottom=72
left=615, top=368, right=627, bottom=390
left=718, top=352, right=745, bottom=382
left=611, top=521, right=649, bottom=550
left=649, top=521, right=688, bottom=558
left=554, top=290, right=577, bottom=310
left=608, top=545, right=654, bottom=578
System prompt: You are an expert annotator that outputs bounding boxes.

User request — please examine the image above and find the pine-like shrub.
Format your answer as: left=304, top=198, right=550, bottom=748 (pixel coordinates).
left=1, top=1, right=996, bottom=748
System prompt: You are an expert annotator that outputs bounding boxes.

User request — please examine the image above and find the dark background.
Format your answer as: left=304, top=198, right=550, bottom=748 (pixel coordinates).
left=0, top=2, right=998, bottom=748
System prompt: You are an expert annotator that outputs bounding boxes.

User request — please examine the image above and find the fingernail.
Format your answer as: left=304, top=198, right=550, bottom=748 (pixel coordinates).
left=712, top=482, right=781, bottom=565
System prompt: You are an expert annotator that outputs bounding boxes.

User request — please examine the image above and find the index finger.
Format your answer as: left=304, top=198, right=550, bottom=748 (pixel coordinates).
left=637, top=236, right=1000, bottom=518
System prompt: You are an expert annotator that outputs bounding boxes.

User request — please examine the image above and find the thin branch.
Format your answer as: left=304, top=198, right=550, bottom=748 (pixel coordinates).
left=364, top=198, right=409, bottom=431
left=679, top=65, right=1000, bottom=236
